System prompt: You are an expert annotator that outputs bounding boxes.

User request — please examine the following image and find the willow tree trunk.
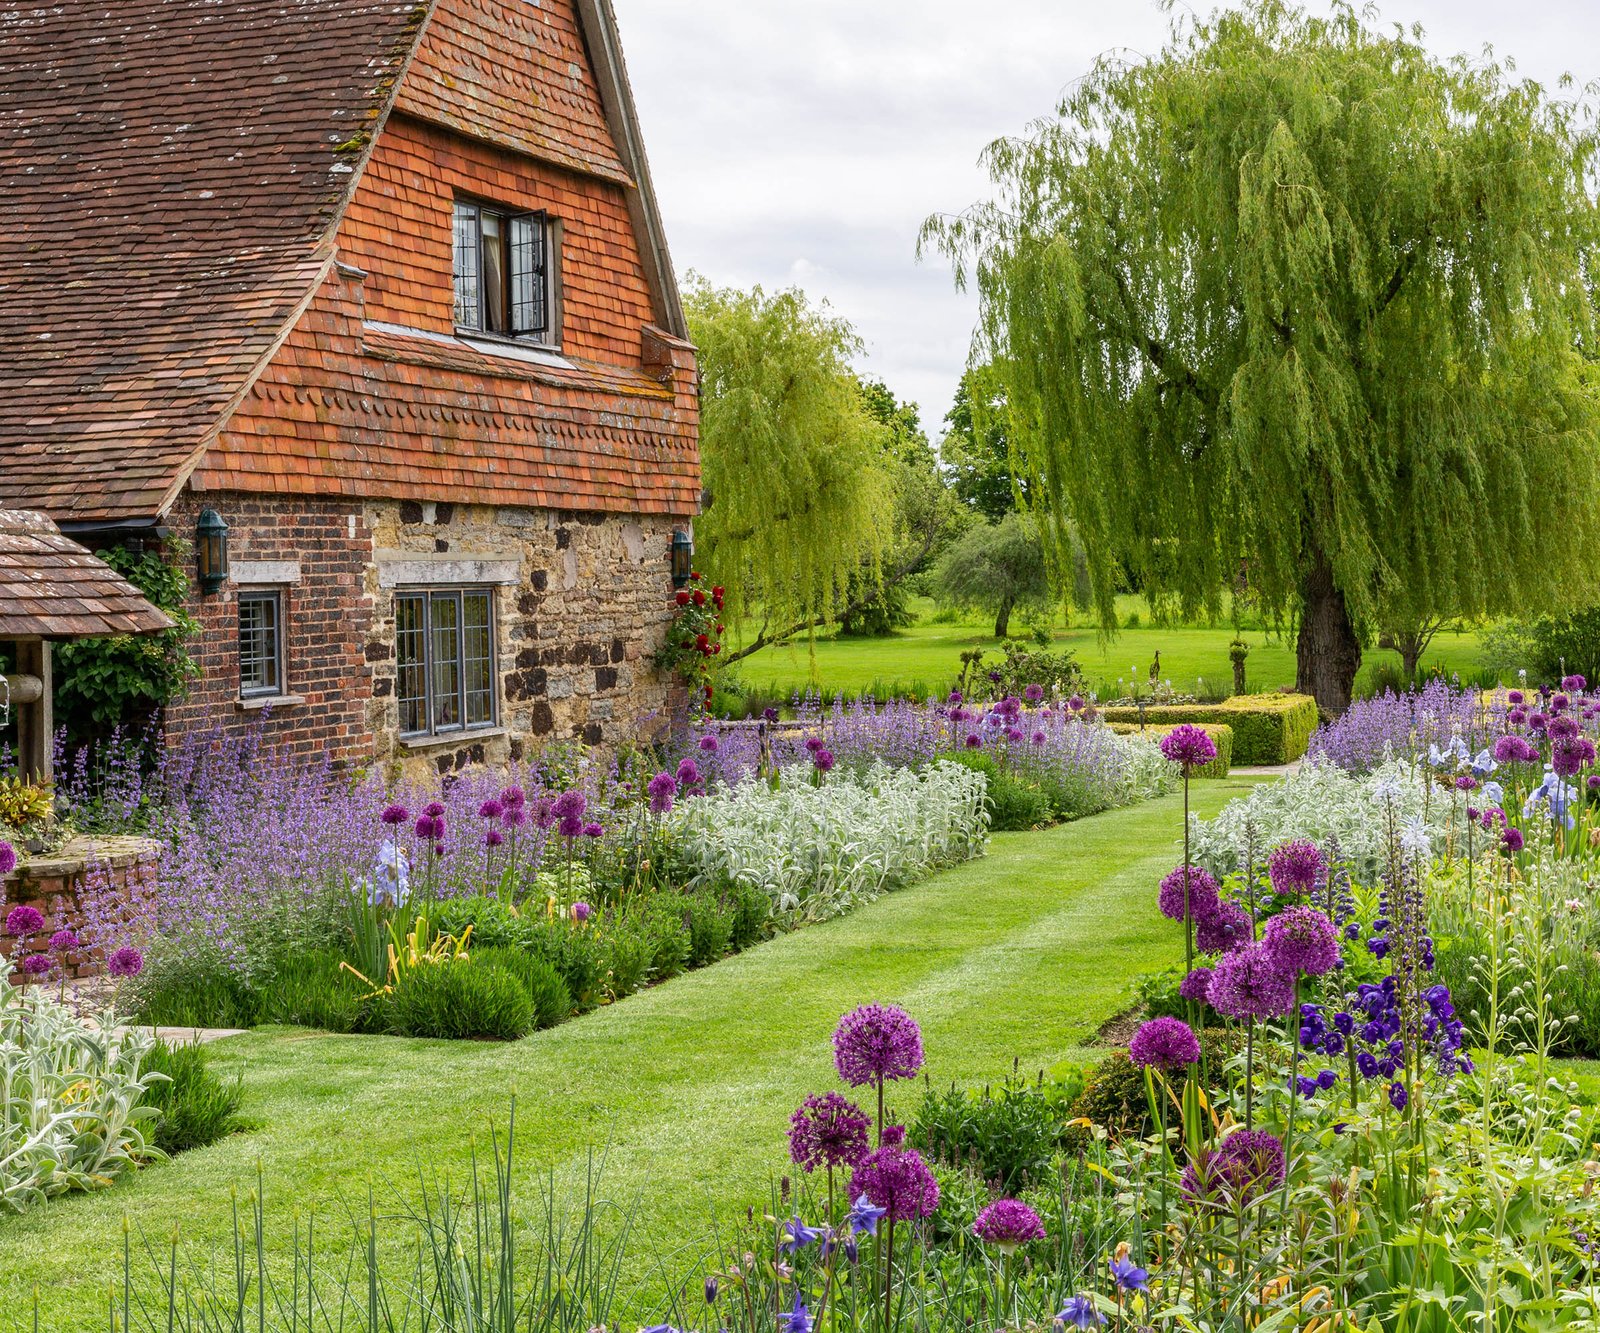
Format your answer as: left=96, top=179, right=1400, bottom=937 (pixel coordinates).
left=994, top=594, right=1014, bottom=639
left=1295, top=551, right=1361, bottom=715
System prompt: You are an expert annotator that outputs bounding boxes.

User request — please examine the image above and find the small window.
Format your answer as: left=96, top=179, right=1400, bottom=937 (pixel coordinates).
left=238, top=591, right=283, bottom=699
left=396, top=588, right=498, bottom=738
left=453, top=200, right=552, bottom=341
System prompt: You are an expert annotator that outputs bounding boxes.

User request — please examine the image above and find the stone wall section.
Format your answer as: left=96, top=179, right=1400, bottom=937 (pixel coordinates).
left=0, top=837, right=161, bottom=979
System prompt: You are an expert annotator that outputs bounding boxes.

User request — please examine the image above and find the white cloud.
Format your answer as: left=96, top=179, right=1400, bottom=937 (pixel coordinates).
left=614, top=0, right=1600, bottom=434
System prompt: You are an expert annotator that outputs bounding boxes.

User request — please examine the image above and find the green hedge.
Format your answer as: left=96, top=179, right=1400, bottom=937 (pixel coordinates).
left=1099, top=693, right=1317, bottom=765
left=1108, top=721, right=1233, bottom=779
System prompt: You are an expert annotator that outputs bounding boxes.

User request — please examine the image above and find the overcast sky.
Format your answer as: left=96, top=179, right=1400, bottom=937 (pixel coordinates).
left=612, top=0, right=1599, bottom=441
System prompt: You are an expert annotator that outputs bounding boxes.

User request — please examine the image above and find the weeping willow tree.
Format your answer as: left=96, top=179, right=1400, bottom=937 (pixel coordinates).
left=684, top=278, right=895, bottom=652
left=924, top=0, right=1600, bottom=712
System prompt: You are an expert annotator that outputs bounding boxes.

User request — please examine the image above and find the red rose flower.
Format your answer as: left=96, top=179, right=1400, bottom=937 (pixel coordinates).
left=675, top=591, right=690, bottom=606
left=712, top=585, right=725, bottom=600
left=691, top=571, right=702, bottom=582
left=692, top=589, right=707, bottom=607
left=695, top=633, right=709, bottom=649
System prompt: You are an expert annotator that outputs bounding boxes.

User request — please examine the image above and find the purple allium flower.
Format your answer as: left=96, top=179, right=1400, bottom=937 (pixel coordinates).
left=676, top=758, right=701, bottom=787
left=698, top=734, right=719, bottom=753
left=503, top=805, right=530, bottom=830
left=551, top=791, right=586, bottom=821
left=1128, top=1016, right=1201, bottom=1069
left=19, top=953, right=51, bottom=977
left=478, top=798, right=505, bottom=820
left=414, top=814, right=439, bottom=841
left=1179, top=966, right=1214, bottom=1002
left=1589, top=776, right=1600, bottom=792
left=972, top=1198, right=1046, bottom=1251
left=1004, top=727, right=1025, bottom=744
left=1024, top=684, right=1045, bottom=703
left=380, top=804, right=409, bottom=827
left=1207, top=943, right=1296, bottom=1021
left=558, top=814, right=584, bottom=839
left=48, top=929, right=80, bottom=953
left=1502, top=826, right=1525, bottom=854
left=964, top=733, right=982, bottom=749
left=788, top=1092, right=871, bottom=1172
left=1261, top=906, right=1341, bottom=977
left=4, top=904, right=44, bottom=936
left=1550, top=715, right=1581, bottom=741
left=833, top=1003, right=924, bottom=1086
left=1181, top=1130, right=1286, bottom=1205
left=1067, top=694, right=1085, bottom=711
left=805, top=737, right=825, bottom=753
left=647, top=771, right=678, bottom=814
left=849, top=1145, right=940, bottom=1221
left=1565, top=674, right=1588, bottom=692
left=1031, top=730, right=1046, bottom=745
left=571, top=901, right=592, bottom=922
left=422, top=801, right=446, bottom=819
left=1266, top=839, right=1325, bottom=897
left=485, top=828, right=505, bottom=848
left=1493, top=734, right=1539, bottom=765
left=1554, top=736, right=1596, bottom=778
left=0, top=842, right=16, bottom=877
left=1196, top=901, right=1253, bottom=954
left=582, top=822, right=604, bottom=839
left=813, top=748, right=835, bottom=773
left=107, top=946, right=144, bottom=978
left=501, top=785, right=527, bottom=810
left=1160, top=724, right=1217, bottom=771
left=1157, top=865, right=1220, bottom=923
left=880, top=1123, right=906, bottom=1147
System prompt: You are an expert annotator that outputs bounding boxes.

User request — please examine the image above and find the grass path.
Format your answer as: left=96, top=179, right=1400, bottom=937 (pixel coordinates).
left=0, top=778, right=1260, bottom=1326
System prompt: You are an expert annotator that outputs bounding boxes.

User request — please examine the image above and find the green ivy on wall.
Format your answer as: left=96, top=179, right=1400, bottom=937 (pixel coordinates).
left=54, top=540, right=200, bottom=741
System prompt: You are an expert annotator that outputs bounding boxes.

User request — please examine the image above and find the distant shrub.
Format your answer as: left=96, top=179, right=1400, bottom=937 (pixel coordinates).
left=473, top=947, right=572, bottom=1031
left=140, top=1038, right=245, bottom=1155
left=386, top=961, right=533, bottom=1041
left=258, top=949, right=370, bottom=1033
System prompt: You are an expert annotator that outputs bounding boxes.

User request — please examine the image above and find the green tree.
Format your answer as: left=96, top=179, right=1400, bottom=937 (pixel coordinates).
left=936, top=513, right=1053, bottom=638
left=925, top=1, right=1600, bottom=712
left=685, top=279, right=895, bottom=646
left=942, top=366, right=1020, bottom=520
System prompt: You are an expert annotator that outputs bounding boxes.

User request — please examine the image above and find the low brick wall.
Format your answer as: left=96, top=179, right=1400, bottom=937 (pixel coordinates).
left=1, top=835, right=161, bottom=978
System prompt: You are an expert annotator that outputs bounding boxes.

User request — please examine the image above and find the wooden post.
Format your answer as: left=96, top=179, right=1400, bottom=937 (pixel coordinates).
left=12, top=639, right=52, bottom=784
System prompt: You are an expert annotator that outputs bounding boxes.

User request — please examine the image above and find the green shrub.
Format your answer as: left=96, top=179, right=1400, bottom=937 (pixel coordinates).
left=600, top=930, right=652, bottom=1000
left=1135, top=965, right=1187, bottom=1021
left=913, top=1065, right=1084, bottom=1192
left=727, top=880, right=770, bottom=949
left=472, top=947, right=573, bottom=1030
left=1065, top=1028, right=1241, bottom=1149
left=386, top=960, right=534, bottom=1041
left=139, top=1038, right=245, bottom=1155
left=258, top=949, right=371, bottom=1033
left=1100, top=693, right=1316, bottom=764
left=131, top=958, right=260, bottom=1030
left=639, top=901, right=691, bottom=980
left=525, top=921, right=605, bottom=1011
left=685, top=890, right=734, bottom=968
left=432, top=895, right=530, bottom=950
left=1526, top=604, right=1600, bottom=688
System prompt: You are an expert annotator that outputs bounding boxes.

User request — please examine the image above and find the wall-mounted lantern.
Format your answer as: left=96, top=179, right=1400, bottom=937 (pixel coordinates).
left=196, top=508, right=230, bottom=594
left=670, top=528, right=693, bottom=589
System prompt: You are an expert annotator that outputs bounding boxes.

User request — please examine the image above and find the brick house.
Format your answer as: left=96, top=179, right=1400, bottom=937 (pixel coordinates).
left=0, top=0, right=699, bottom=769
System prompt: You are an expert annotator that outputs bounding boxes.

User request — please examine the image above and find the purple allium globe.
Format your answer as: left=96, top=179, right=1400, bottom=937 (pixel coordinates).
left=1493, top=735, right=1539, bottom=765
left=551, top=791, right=586, bottom=821
left=4, top=904, right=44, bottom=936
left=380, top=804, right=409, bottom=827
left=849, top=1145, right=940, bottom=1221
left=1207, top=943, right=1296, bottom=1021
left=48, top=929, right=80, bottom=953
left=422, top=801, right=446, bottom=819
left=501, top=785, right=527, bottom=810
left=1158, top=865, right=1220, bottom=923
left=972, top=1198, right=1046, bottom=1252
left=1266, top=840, right=1325, bottom=897
left=1179, top=966, right=1214, bottom=1002
left=582, top=822, right=604, bottom=839
left=1024, top=683, right=1045, bottom=703
left=1261, top=906, right=1341, bottom=977
left=1501, top=826, right=1525, bottom=854
left=19, top=953, right=51, bottom=977
left=788, top=1092, right=872, bottom=1172
left=647, top=771, right=678, bottom=814
left=1565, top=674, right=1589, bottom=692
left=1160, top=724, right=1217, bottom=772
left=833, top=1004, right=924, bottom=1086
left=1128, top=1016, right=1201, bottom=1069
left=107, top=946, right=144, bottom=979
left=478, top=798, right=505, bottom=820
left=698, top=734, right=719, bottom=753
left=485, top=828, right=505, bottom=848
left=558, top=814, right=585, bottom=839
left=813, top=748, right=836, bottom=773
left=1195, top=901, right=1254, bottom=955
left=1181, top=1130, right=1286, bottom=1205
left=0, top=840, right=16, bottom=876
left=571, top=901, right=592, bottom=922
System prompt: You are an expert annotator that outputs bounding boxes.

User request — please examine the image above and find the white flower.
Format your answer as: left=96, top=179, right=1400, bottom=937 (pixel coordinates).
left=1371, top=776, right=1403, bottom=805
left=1399, top=816, right=1431, bottom=859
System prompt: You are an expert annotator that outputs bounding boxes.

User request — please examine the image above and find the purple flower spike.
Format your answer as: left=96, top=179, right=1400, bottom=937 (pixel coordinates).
left=833, top=1004, right=924, bottom=1086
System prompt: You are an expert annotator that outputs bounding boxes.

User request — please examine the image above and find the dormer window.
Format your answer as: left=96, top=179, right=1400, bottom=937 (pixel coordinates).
left=452, top=200, right=553, bottom=342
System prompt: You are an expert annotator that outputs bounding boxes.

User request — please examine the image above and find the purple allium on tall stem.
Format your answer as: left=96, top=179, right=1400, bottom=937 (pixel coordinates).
left=1207, top=943, right=1296, bottom=1021
left=788, top=1092, right=871, bottom=1172
left=107, top=946, right=144, bottom=978
left=19, top=953, right=51, bottom=977
left=1160, top=724, right=1217, bottom=772
left=1179, top=967, right=1214, bottom=1002
left=972, top=1198, right=1045, bottom=1251
left=4, top=904, right=43, bottom=936
left=1262, top=906, right=1341, bottom=976
left=1129, top=1016, right=1200, bottom=1069
left=1180, top=1129, right=1286, bottom=1206
left=380, top=805, right=409, bottom=827
left=849, top=1145, right=940, bottom=1221
left=1158, top=866, right=1220, bottom=922
left=0, top=840, right=17, bottom=876
left=48, top=929, right=79, bottom=953
left=833, top=1004, right=924, bottom=1087
left=646, top=771, right=677, bottom=814
left=1196, top=901, right=1253, bottom=954
left=1266, top=839, right=1325, bottom=897
left=478, top=798, right=505, bottom=821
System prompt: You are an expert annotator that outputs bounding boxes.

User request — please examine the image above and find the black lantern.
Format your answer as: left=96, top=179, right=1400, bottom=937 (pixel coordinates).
left=670, top=528, right=693, bottom=589
left=196, top=508, right=230, bottom=595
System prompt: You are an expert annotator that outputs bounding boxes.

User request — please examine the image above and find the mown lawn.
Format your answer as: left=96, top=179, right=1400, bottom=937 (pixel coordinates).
left=732, top=602, right=1487, bottom=703
left=0, top=778, right=1261, bottom=1329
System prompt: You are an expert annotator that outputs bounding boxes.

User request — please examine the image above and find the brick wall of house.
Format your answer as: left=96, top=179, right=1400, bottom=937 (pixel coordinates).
left=163, top=492, right=375, bottom=759
left=162, top=490, right=680, bottom=771
left=338, top=113, right=656, bottom=366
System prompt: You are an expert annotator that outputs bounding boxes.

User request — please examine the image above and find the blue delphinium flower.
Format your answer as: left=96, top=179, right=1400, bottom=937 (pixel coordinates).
left=1109, top=1255, right=1148, bottom=1292
left=1056, top=1295, right=1105, bottom=1329
left=847, top=1193, right=888, bottom=1235
left=780, top=1217, right=821, bottom=1252
left=784, top=1297, right=812, bottom=1333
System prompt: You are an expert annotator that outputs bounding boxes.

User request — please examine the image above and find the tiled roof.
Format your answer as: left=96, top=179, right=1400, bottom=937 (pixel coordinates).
left=0, top=511, right=175, bottom=640
left=397, top=0, right=630, bottom=183
left=0, top=0, right=429, bottom=522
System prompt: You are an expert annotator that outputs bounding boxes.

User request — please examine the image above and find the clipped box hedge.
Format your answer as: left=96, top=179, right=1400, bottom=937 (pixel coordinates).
left=1099, top=693, right=1318, bottom=765
left=1109, top=721, right=1233, bottom=779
